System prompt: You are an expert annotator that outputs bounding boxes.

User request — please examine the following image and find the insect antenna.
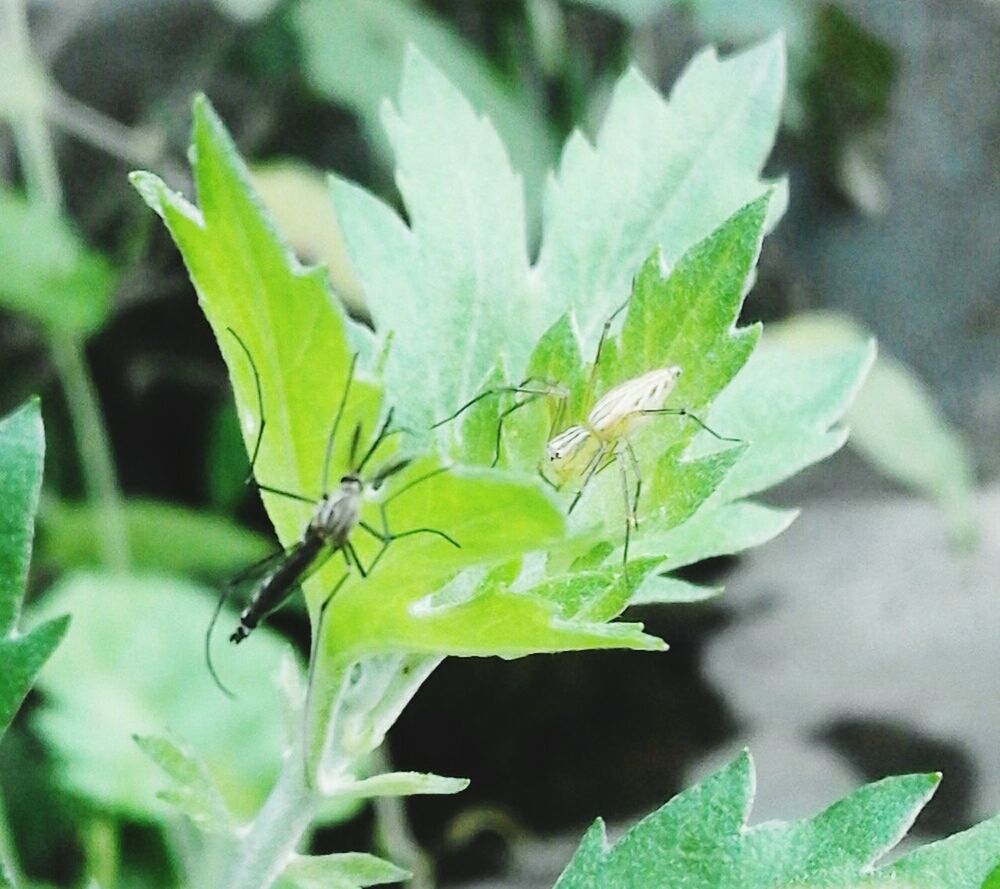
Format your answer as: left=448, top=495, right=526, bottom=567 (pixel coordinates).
left=321, top=353, right=359, bottom=494
left=356, top=408, right=396, bottom=474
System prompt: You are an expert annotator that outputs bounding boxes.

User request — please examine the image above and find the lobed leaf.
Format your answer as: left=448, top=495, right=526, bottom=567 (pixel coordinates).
left=554, top=751, right=1000, bottom=889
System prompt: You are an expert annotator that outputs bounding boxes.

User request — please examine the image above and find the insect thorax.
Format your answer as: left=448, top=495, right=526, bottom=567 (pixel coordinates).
left=311, top=478, right=362, bottom=545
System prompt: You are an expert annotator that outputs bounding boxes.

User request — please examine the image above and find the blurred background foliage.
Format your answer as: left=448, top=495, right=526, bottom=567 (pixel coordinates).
left=0, top=0, right=995, bottom=887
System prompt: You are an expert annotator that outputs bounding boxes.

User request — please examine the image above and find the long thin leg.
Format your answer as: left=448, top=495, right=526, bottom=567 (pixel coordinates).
left=615, top=448, right=633, bottom=571
left=344, top=540, right=367, bottom=578
left=206, top=546, right=288, bottom=698
left=583, top=297, right=631, bottom=409
left=638, top=408, right=742, bottom=443
left=321, top=354, right=359, bottom=494
left=567, top=443, right=609, bottom=515
left=432, top=384, right=559, bottom=430
left=491, top=393, right=541, bottom=468
left=623, top=438, right=642, bottom=528
left=224, top=330, right=317, bottom=504
left=302, top=571, right=350, bottom=786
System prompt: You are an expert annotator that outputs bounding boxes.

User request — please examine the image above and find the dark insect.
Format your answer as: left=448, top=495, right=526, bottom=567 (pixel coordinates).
left=206, top=330, right=459, bottom=698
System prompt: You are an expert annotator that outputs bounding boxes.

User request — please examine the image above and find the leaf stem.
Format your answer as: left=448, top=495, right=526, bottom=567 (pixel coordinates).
left=3, top=0, right=130, bottom=572
left=223, top=753, right=318, bottom=889
left=49, top=333, right=130, bottom=573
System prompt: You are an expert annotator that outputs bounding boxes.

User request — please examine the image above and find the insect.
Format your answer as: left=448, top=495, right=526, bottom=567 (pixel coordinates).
left=435, top=299, right=740, bottom=565
left=206, top=330, right=460, bottom=698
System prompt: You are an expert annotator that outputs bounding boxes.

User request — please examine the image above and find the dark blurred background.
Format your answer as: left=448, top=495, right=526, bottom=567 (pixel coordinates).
left=0, top=1, right=997, bottom=887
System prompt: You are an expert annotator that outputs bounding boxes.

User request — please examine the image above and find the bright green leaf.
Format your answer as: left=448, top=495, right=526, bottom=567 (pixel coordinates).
left=0, top=400, right=69, bottom=738
left=39, top=497, right=271, bottom=577
left=295, top=0, right=556, bottom=203
left=283, top=851, right=409, bottom=889
left=0, top=186, right=115, bottom=337
left=554, top=751, right=1000, bottom=888
left=34, top=572, right=290, bottom=821
left=630, top=575, right=720, bottom=605
left=133, top=734, right=233, bottom=833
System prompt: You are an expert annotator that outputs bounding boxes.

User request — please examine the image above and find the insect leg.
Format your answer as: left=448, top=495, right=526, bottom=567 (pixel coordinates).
left=615, top=447, right=633, bottom=572
left=344, top=540, right=367, bottom=578
left=623, top=438, right=643, bottom=529
left=638, top=408, right=742, bottom=443
left=226, top=329, right=317, bottom=504
left=356, top=407, right=397, bottom=474
left=567, top=443, right=609, bottom=515
left=321, top=354, right=359, bottom=494
left=583, top=296, right=631, bottom=409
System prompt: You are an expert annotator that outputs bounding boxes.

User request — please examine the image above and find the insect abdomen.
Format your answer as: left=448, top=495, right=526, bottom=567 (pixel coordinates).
left=231, top=534, right=324, bottom=643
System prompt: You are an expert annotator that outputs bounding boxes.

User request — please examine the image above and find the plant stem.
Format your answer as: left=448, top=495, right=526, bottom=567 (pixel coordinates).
left=4, top=0, right=130, bottom=572
left=224, top=754, right=318, bottom=889
left=48, top=334, right=130, bottom=573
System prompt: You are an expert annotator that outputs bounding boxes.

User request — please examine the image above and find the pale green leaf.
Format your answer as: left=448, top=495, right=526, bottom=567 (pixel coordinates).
left=0, top=400, right=69, bottom=738
left=0, top=186, right=114, bottom=336
left=284, top=852, right=408, bottom=889
left=767, top=312, right=975, bottom=542
left=39, top=497, right=271, bottom=576
left=332, top=39, right=788, bottom=431
left=692, top=338, right=877, bottom=504
left=554, top=751, right=1000, bottom=888
left=333, top=771, right=469, bottom=800
left=295, top=0, right=556, bottom=201
left=34, top=572, right=290, bottom=821
left=630, top=575, right=720, bottom=605
left=133, top=735, right=233, bottom=833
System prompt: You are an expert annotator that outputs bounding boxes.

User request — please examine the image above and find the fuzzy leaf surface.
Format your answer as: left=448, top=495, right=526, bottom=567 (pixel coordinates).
left=331, top=38, right=787, bottom=432
left=554, top=751, right=1000, bottom=889
left=0, top=400, right=68, bottom=738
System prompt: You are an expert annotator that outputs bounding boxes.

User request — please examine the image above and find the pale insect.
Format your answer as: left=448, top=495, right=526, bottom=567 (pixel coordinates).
left=206, top=330, right=459, bottom=698
left=435, top=299, right=740, bottom=566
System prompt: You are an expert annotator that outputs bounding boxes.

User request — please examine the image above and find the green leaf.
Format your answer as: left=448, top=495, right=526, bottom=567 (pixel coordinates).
left=295, top=0, right=556, bottom=202
left=283, top=852, right=409, bottom=889
left=132, top=96, right=663, bottom=670
left=767, top=312, right=975, bottom=543
left=38, top=497, right=271, bottom=577
left=332, top=38, right=787, bottom=431
left=0, top=400, right=69, bottom=738
left=133, top=735, right=233, bottom=833
left=331, top=771, right=469, bottom=800
left=630, top=575, right=720, bottom=605
left=34, top=572, right=290, bottom=821
left=0, top=186, right=115, bottom=337
left=554, top=751, right=1000, bottom=889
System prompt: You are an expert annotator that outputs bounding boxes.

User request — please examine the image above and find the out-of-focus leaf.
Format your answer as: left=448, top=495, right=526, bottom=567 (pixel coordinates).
left=34, top=572, right=291, bottom=821
left=767, top=312, right=975, bottom=543
left=251, top=160, right=363, bottom=310
left=0, top=400, right=69, bottom=738
left=553, top=751, right=1000, bottom=888
left=211, top=0, right=280, bottom=22
left=38, top=497, right=271, bottom=577
left=630, top=576, right=720, bottom=605
left=133, top=735, right=233, bottom=833
left=0, top=187, right=114, bottom=337
left=283, top=852, right=409, bottom=889
left=295, top=0, right=556, bottom=201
